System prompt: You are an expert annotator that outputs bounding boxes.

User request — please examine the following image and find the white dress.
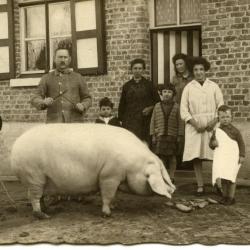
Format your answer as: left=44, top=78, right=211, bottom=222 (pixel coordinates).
left=180, top=79, right=224, bottom=161
left=212, top=128, right=241, bottom=184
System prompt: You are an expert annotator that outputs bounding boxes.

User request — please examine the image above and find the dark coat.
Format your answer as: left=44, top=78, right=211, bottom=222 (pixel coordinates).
left=118, top=77, right=160, bottom=142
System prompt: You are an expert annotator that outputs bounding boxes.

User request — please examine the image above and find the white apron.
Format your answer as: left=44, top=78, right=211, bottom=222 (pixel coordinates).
left=212, top=128, right=241, bottom=185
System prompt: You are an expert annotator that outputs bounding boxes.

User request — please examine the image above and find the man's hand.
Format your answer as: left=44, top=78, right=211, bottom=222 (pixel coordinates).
left=239, top=156, right=245, bottom=165
left=43, top=97, right=54, bottom=106
left=142, top=106, right=153, bottom=116
left=75, top=103, right=85, bottom=113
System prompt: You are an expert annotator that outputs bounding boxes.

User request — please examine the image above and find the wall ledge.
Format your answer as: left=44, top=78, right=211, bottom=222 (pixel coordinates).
left=10, top=78, right=40, bottom=87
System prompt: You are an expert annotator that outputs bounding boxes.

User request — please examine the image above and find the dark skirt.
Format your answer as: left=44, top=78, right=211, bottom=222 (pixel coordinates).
left=152, top=135, right=177, bottom=157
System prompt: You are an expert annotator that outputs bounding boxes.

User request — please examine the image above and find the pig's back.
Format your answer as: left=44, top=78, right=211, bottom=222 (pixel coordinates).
left=11, top=124, right=152, bottom=191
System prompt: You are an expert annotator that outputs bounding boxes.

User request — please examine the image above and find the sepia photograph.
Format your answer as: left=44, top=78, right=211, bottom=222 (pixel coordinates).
left=0, top=0, right=249, bottom=246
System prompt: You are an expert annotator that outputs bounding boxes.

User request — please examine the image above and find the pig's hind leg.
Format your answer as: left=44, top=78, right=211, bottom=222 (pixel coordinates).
left=99, top=176, right=121, bottom=217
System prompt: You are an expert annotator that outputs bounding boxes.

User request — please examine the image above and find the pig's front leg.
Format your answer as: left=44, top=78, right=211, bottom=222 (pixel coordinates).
left=100, top=178, right=121, bottom=217
left=29, top=185, right=50, bottom=219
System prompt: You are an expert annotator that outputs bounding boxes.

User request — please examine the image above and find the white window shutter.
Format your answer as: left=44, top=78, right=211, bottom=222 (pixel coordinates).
left=0, top=0, right=14, bottom=80
left=71, top=0, right=106, bottom=75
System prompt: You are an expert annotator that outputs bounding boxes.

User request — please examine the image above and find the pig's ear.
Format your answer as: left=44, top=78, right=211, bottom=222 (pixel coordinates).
left=148, top=174, right=172, bottom=199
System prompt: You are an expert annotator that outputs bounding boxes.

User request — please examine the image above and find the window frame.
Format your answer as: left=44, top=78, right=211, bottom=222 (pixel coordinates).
left=18, top=0, right=106, bottom=77
left=152, top=0, right=201, bottom=29
left=0, top=0, right=15, bottom=80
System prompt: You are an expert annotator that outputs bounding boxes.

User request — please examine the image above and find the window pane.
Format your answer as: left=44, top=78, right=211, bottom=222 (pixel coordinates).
left=0, top=12, right=8, bottom=39
left=26, top=40, right=46, bottom=71
left=25, top=6, right=45, bottom=38
left=75, top=0, right=96, bottom=31
left=0, top=0, right=7, bottom=5
left=49, top=2, right=71, bottom=37
left=77, top=38, right=98, bottom=68
left=180, top=0, right=201, bottom=24
left=50, top=37, right=72, bottom=69
left=0, top=47, right=9, bottom=73
left=155, top=0, right=177, bottom=26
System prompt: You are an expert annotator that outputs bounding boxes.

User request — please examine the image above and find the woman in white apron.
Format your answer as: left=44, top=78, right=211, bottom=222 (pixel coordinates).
left=180, top=57, right=224, bottom=195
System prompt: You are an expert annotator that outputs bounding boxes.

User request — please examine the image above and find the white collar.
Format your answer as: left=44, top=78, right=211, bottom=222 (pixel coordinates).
left=99, top=116, right=114, bottom=124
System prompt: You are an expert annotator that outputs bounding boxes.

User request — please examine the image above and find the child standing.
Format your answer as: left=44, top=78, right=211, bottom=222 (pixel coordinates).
left=95, top=97, right=121, bottom=127
left=150, top=84, right=184, bottom=183
left=209, top=105, right=245, bottom=205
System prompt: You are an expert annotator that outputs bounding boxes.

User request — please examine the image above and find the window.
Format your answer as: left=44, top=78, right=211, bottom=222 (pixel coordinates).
left=19, top=0, right=106, bottom=76
left=0, top=0, right=14, bottom=80
left=149, top=0, right=201, bottom=84
left=154, top=0, right=201, bottom=27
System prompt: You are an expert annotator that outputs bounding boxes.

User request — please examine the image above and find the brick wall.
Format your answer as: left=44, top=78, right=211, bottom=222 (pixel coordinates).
left=2, top=0, right=249, bottom=122
left=201, top=0, right=250, bottom=121
left=0, top=0, right=151, bottom=123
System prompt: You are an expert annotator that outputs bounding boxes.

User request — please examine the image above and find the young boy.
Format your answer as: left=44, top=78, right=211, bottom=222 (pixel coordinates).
left=209, top=105, right=245, bottom=205
left=95, top=97, right=121, bottom=127
left=150, top=84, right=184, bottom=183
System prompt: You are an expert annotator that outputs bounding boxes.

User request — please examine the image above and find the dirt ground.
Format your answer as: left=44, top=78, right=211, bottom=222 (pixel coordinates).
left=0, top=180, right=250, bottom=245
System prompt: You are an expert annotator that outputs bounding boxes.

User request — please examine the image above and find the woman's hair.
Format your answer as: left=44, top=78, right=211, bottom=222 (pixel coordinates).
left=158, top=83, right=176, bottom=96
left=130, top=58, right=146, bottom=70
left=190, top=56, right=211, bottom=72
left=172, top=53, right=190, bottom=74
left=99, top=97, right=114, bottom=109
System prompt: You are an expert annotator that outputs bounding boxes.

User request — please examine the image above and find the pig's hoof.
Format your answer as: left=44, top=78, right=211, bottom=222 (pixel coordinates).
left=102, top=208, right=111, bottom=218
left=33, top=211, right=50, bottom=220
left=102, top=213, right=111, bottom=218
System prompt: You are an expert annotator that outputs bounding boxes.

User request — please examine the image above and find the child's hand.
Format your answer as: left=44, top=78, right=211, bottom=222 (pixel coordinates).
left=239, top=156, right=245, bottom=165
left=152, top=135, right=156, bottom=144
left=177, top=136, right=184, bottom=155
left=142, top=106, right=153, bottom=116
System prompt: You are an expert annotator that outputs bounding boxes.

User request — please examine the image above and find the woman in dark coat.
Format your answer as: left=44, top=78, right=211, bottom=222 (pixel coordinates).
left=118, top=59, right=160, bottom=144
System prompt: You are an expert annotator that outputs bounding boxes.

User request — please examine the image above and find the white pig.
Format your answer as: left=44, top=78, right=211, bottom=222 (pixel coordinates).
left=11, top=123, right=175, bottom=219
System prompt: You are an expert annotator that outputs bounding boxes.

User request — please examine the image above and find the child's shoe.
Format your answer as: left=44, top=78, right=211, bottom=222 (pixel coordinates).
left=219, top=196, right=228, bottom=205
left=224, top=197, right=235, bottom=206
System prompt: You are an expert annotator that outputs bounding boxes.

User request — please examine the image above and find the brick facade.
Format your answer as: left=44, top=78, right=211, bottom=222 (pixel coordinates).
left=0, top=0, right=151, bottom=123
left=201, top=0, right=250, bottom=121
left=0, top=0, right=249, bottom=122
